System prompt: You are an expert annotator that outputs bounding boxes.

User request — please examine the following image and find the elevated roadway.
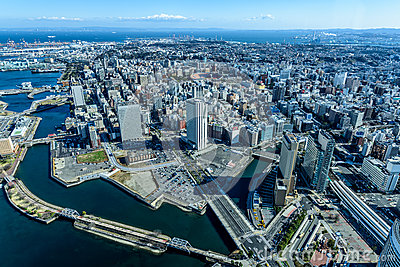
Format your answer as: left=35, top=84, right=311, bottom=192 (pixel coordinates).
left=199, top=177, right=270, bottom=260
left=330, top=179, right=390, bottom=246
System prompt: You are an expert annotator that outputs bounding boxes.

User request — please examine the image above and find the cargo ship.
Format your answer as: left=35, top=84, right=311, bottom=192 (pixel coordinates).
left=31, top=69, right=60, bottom=74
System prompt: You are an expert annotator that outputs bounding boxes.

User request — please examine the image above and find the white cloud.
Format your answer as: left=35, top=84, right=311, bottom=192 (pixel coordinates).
left=118, top=13, right=195, bottom=21
left=247, top=14, right=275, bottom=21
left=33, top=16, right=83, bottom=21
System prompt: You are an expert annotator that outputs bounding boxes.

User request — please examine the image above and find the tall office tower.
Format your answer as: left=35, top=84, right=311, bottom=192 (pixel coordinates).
left=301, top=131, right=335, bottom=192
left=239, top=100, right=248, bottom=115
left=186, top=98, right=208, bottom=150
left=272, top=86, right=285, bottom=102
left=117, top=104, right=142, bottom=146
left=333, top=72, right=347, bottom=88
left=279, top=132, right=299, bottom=194
left=279, top=68, right=291, bottom=80
left=378, top=219, right=400, bottom=267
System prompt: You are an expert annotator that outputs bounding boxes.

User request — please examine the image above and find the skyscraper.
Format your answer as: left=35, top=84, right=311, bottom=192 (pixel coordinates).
left=378, top=219, right=400, bottom=267
left=272, top=86, right=285, bottom=102
left=350, top=110, right=364, bottom=128
left=117, top=103, right=142, bottom=146
left=333, top=72, right=347, bottom=88
left=186, top=98, right=208, bottom=150
left=88, top=125, right=101, bottom=148
left=279, top=132, right=299, bottom=195
left=71, top=85, right=86, bottom=108
left=301, top=130, right=335, bottom=192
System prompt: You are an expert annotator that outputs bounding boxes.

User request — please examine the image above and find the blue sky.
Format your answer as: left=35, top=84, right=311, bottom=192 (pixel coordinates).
left=1, top=0, right=400, bottom=29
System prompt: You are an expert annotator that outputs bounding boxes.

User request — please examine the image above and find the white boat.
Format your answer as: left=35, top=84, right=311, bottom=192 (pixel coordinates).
left=17, top=82, right=33, bottom=90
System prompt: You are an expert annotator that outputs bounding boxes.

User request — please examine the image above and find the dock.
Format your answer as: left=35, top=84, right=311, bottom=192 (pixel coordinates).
left=0, top=88, right=46, bottom=97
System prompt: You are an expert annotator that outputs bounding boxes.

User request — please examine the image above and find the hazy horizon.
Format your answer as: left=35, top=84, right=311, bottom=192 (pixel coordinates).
left=1, top=0, right=400, bottom=30
left=1, top=26, right=400, bottom=32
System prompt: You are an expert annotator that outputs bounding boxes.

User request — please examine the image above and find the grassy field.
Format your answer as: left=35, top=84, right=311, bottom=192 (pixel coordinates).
left=0, top=156, right=15, bottom=171
left=77, top=150, right=108, bottom=163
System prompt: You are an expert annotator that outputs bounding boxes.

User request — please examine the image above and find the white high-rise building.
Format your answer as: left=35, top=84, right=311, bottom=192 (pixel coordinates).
left=333, top=72, right=347, bottom=88
left=71, top=85, right=86, bottom=107
left=350, top=110, right=364, bottom=128
left=117, top=104, right=142, bottom=145
left=186, top=98, right=208, bottom=150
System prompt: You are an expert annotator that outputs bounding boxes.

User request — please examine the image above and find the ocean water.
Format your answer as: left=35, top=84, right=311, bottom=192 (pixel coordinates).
left=0, top=29, right=304, bottom=44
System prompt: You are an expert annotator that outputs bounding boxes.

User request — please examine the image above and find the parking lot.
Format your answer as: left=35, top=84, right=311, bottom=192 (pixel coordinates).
left=151, top=164, right=205, bottom=207
left=53, top=155, right=111, bottom=183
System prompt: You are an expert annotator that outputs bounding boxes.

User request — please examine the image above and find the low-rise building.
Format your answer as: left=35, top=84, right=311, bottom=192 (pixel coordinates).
left=361, top=157, right=400, bottom=193
left=0, top=137, right=14, bottom=156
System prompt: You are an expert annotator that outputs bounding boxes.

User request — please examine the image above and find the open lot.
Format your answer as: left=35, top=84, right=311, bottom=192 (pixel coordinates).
left=53, top=155, right=111, bottom=183
left=320, top=209, right=378, bottom=263
left=110, top=170, right=158, bottom=198
left=77, top=150, right=108, bottom=164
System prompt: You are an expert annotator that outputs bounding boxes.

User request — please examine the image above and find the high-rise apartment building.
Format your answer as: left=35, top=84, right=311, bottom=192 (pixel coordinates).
left=361, top=157, right=400, bottom=194
left=88, top=125, right=101, bottom=148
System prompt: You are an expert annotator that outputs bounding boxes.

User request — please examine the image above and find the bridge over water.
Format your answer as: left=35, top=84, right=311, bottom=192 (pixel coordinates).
left=21, top=135, right=67, bottom=146
left=252, top=150, right=280, bottom=161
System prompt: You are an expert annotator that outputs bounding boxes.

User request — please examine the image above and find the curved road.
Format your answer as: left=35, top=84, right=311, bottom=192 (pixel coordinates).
left=103, top=144, right=177, bottom=172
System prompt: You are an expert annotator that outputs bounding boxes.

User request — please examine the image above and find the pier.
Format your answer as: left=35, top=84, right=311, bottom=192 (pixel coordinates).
left=0, top=87, right=51, bottom=97
left=23, top=95, right=70, bottom=115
